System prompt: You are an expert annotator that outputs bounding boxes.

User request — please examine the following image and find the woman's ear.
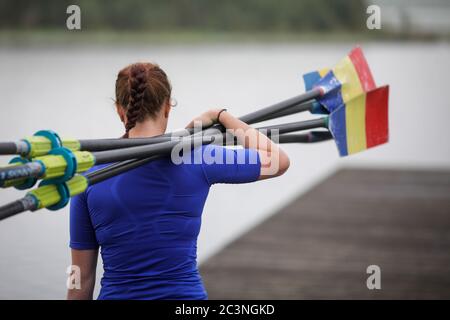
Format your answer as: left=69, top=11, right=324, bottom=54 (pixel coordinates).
left=164, top=100, right=171, bottom=119
left=116, top=105, right=126, bottom=123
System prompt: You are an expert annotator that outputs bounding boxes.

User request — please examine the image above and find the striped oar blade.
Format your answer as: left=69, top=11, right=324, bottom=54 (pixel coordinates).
left=302, top=68, right=329, bottom=114
left=328, top=85, right=389, bottom=157
left=316, top=46, right=377, bottom=113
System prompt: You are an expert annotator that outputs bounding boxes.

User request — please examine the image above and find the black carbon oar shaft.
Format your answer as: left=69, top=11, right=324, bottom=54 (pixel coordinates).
left=239, top=88, right=321, bottom=124
left=78, top=100, right=317, bottom=152
left=0, top=200, right=25, bottom=220
left=78, top=136, right=175, bottom=152
left=0, top=90, right=321, bottom=156
left=261, top=117, right=328, bottom=135
left=0, top=162, right=42, bottom=181
left=92, top=135, right=215, bottom=164
left=193, top=88, right=322, bottom=138
left=0, top=142, right=18, bottom=155
left=86, top=155, right=163, bottom=185
left=0, top=116, right=328, bottom=186
left=81, top=100, right=324, bottom=182
left=0, top=196, right=36, bottom=221
left=0, top=129, right=332, bottom=220
left=256, top=101, right=313, bottom=123
left=277, top=131, right=332, bottom=144
left=86, top=123, right=331, bottom=187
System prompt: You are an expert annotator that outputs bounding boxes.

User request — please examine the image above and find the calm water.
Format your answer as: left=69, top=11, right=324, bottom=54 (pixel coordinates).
left=0, top=42, right=449, bottom=299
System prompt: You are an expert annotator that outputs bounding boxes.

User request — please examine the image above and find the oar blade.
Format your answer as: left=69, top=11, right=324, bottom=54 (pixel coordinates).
left=328, top=85, right=389, bottom=157
left=302, top=69, right=329, bottom=114
left=316, top=46, right=377, bottom=113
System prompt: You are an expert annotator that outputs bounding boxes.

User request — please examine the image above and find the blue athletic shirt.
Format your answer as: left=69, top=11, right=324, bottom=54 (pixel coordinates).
left=69, top=144, right=261, bottom=300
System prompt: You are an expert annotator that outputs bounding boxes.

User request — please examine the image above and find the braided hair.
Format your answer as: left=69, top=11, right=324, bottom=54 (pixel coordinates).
left=115, top=62, right=172, bottom=138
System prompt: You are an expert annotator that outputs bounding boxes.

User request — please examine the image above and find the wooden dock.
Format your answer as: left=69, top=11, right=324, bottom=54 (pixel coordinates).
left=200, top=168, right=450, bottom=299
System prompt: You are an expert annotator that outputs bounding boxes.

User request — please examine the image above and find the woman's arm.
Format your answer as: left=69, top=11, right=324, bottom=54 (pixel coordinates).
left=67, top=249, right=98, bottom=300
left=187, top=109, right=290, bottom=180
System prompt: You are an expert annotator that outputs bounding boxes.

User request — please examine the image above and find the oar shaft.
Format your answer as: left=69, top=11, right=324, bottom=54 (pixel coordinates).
left=0, top=162, right=43, bottom=182
left=78, top=99, right=317, bottom=152
left=0, top=196, right=36, bottom=221
left=0, top=89, right=321, bottom=156
left=86, top=156, right=163, bottom=185
left=0, top=117, right=328, bottom=186
left=259, top=117, right=328, bottom=135
left=256, top=101, right=313, bottom=123
left=78, top=136, right=173, bottom=152
left=0, top=141, right=35, bottom=156
left=0, top=200, right=25, bottom=221
left=239, top=88, right=321, bottom=124
left=0, top=142, right=19, bottom=155
left=88, top=131, right=315, bottom=186
left=276, top=131, right=332, bottom=144
left=196, top=88, right=323, bottom=138
left=85, top=127, right=331, bottom=186
left=0, top=128, right=333, bottom=220
left=92, top=135, right=216, bottom=164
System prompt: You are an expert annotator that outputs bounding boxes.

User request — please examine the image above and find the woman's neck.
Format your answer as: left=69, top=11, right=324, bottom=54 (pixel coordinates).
left=128, top=117, right=167, bottom=138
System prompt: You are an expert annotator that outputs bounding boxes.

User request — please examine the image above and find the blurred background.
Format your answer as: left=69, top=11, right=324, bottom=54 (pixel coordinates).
left=0, top=0, right=449, bottom=299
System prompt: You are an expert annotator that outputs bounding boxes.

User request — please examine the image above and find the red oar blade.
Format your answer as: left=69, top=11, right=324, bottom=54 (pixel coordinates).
left=316, top=46, right=377, bottom=113
left=328, top=85, right=389, bottom=157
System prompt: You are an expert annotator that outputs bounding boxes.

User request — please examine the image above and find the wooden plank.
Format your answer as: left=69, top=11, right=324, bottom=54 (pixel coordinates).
left=199, top=168, right=450, bottom=299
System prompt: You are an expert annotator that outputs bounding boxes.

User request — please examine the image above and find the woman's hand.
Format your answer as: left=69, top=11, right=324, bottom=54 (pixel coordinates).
left=185, top=109, right=223, bottom=129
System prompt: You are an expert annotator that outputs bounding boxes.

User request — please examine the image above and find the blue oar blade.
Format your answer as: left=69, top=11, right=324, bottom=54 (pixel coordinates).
left=315, top=71, right=344, bottom=113
left=328, top=105, right=348, bottom=157
left=302, top=71, right=329, bottom=115
left=303, top=71, right=322, bottom=91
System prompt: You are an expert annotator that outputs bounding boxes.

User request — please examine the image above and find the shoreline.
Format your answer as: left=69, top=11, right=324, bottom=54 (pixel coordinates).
left=0, top=29, right=447, bottom=47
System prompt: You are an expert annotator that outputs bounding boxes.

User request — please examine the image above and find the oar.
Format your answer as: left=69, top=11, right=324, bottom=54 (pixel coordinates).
left=81, top=130, right=333, bottom=187
left=301, top=68, right=330, bottom=115
left=0, top=130, right=333, bottom=221
left=254, top=85, right=389, bottom=157
left=0, top=79, right=389, bottom=220
left=0, top=79, right=389, bottom=190
left=253, top=101, right=318, bottom=123
left=0, top=91, right=321, bottom=157
left=0, top=47, right=389, bottom=221
left=85, top=131, right=333, bottom=185
left=0, top=81, right=390, bottom=221
left=237, top=84, right=389, bottom=158
left=0, top=46, right=375, bottom=157
left=249, top=46, right=376, bottom=123
left=0, top=81, right=390, bottom=188
left=315, top=46, right=376, bottom=113
left=0, top=118, right=327, bottom=186
left=0, top=45, right=381, bottom=191
left=0, top=135, right=217, bottom=220
left=0, top=102, right=315, bottom=159
left=0, top=134, right=214, bottom=184
left=0, top=101, right=327, bottom=189
left=77, top=100, right=319, bottom=152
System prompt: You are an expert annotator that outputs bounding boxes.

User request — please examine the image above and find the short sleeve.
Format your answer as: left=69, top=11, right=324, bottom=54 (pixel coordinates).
left=197, top=145, right=261, bottom=185
left=69, top=191, right=99, bottom=250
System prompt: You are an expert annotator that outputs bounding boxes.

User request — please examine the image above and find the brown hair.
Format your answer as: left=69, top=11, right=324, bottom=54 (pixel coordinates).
left=115, top=62, right=172, bottom=137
